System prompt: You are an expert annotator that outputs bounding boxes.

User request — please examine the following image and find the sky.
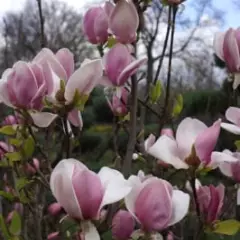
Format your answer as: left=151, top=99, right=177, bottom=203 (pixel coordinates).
left=0, top=0, right=239, bottom=30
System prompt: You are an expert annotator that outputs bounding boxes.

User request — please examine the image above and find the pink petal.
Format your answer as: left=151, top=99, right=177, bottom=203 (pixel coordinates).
left=195, top=119, right=221, bottom=165
left=68, top=109, right=83, bottom=128
left=144, top=134, right=156, bottom=152
left=72, top=168, right=104, bottom=219
left=109, top=0, right=139, bottom=43
left=135, top=179, right=173, bottom=231
left=213, top=32, right=225, bottom=61
left=225, top=106, right=240, bottom=126
left=34, top=48, right=67, bottom=81
left=117, top=58, right=147, bottom=86
left=176, top=118, right=207, bottom=160
left=55, top=48, right=75, bottom=79
left=147, top=135, right=188, bottom=169
left=50, top=159, right=87, bottom=219
left=104, top=1, right=115, bottom=17
left=104, top=43, right=132, bottom=86
left=65, top=59, right=103, bottom=102
left=94, top=11, right=109, bottom=44
left=223, top=28, right=240, bottom=72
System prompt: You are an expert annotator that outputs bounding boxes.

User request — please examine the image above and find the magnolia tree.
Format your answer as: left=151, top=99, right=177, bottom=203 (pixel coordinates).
left=0, top=0, right=240, bottom=239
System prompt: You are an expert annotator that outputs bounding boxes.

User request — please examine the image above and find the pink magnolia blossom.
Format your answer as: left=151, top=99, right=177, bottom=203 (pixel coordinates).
left=109, top=0, right=139, bottom=43
left=34, top=48, right=103, bottom=128
left=214, top=28, right=240, bottom=89
left=50, top=159, right=131, bottom=240
left=106, top=88, right=128, bottom=116
left=83, top=5, right=109, bottom=44
left=220, top=106, right=240, bottom=134
left=112, top=210, right=135, bottom=240
left=0, top=141, right=13, bottom=159
left=212, top=150, right=240, bottom=182
left=197, top=184, right=225, bottom=224
left=145, top=118, right=221, bottom=169
left=48, top=202, right=63, bottom=217
left=102, top=43, right=146, bottom=86
left=160, top=128, right=174, bottom=138
left=0, top=61, right=58, bottom=128
left=125, top=175, right=190, bottom=232
left=25, top=158, right=40, bottom=175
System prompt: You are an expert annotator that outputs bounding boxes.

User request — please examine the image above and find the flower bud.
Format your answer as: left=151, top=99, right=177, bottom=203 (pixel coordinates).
left=160, top=128, right=174, bottom=138
left=47, top=232, right=60, bottom=240
left=2, top=115, right=18, bottom=126
left=112, top=210, right=135, bottom=240
left=48, top=202, right=63, bottom=216
left=25, top=158, right=40, bottom=175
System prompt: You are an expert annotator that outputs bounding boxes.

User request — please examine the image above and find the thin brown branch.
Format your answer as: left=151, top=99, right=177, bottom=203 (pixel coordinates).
left=36, top=0, right=45, bottom=48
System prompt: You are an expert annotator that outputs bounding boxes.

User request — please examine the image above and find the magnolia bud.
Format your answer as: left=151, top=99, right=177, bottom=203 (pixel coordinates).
left=48, top=203, right=62, bottom=216
left=47, top=232, right=60, bottom=240
left=112, top=210, right=135, bottom=240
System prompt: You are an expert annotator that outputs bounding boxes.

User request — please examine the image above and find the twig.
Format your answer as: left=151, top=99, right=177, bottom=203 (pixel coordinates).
left=153, top=6, right=172, bottom=84
left=36, top=0, right=45, bottom=48
left=158, top=6, right=178, bottom=134
left=122, top=75, right=138, bottom=178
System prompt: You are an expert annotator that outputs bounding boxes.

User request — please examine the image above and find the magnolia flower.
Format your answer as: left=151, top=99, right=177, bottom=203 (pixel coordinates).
left=160, top=128, right=174, bottom=138
left=0, top=141, right=13, bottom=159
left=106, top=87, right=128, bottom=116
left=221, top=107, right=240, bottom=134
left=145, top=118, right=221, bottom=169
left=2, top=114, right=19, bottom=126
left=83, top=4, right=110, bottom=44
left=197, top=184, right=225, bottom=224
left=24, top=158, right=40, bottom=175
left=33, top=48, right=103, bottom=128
left=102, top=43, right=146, bottom=87
left=50, top=159, right=131, bottom=240
left=112, top=210, right=135, bottom=240
left=214, top=28, right=240, bottom=89
left=109, top=0, right=139, bottom=43
left=125, top=174, right=190, bottom=232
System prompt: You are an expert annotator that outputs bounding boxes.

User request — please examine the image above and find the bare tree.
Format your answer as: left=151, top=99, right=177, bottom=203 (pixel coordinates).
left=0, top=0, right=94, bottom=74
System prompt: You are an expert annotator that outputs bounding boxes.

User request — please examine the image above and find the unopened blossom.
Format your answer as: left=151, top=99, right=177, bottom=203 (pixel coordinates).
left=160, top=128, right=174, bottom=138
left=6, top=203, right=23, bottom=223
left=102, top=43, right=146, bottom=87
left=34, top=48, right=103, bottom=128
left=25, top=158, right=40, bottom=175
left=145, top=118, right=222, bottom=169
left=220, top=106, right=240, bottom=134
left=83, top=3, right=111, bottom=44
left=50, top=159, right=131, bottom=240
left=125, top=174, right=190, bottom=232
left=109, top=0, right=139, bottom=43
left=214, top=28, right=240, bottom=89
left=112, top=210, right=135, bottom=240
left=0, top=141, right=13, bottom=159
left=106, top=88, right=128, bottom=116
left=197, top=184, right=225, bottom=224
left=2, top=114, right=19, bottom=126
left=48, top=202, right=63, bottom=216
left=47, top=232, right=60, bottom=240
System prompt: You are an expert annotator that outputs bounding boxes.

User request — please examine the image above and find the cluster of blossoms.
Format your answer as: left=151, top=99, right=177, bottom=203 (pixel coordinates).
left=1, top=0, right=240, bottom=239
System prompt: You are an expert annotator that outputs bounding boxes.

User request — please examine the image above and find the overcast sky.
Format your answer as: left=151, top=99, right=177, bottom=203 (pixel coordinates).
left=0, top=0, right=238, bottom=30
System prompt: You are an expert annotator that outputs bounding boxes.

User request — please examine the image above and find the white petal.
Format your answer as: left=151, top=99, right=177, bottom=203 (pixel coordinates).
left=144, top=134, right=156, bottom=152
left=176, top=118, right=207, bottom=160
left=237, top=187, right=240, bottom=206
left=148, top=135, right=188, bottom=169
left=168, top=190, right=190, bottom=226
left=221, top=122, right=240, bottom=134
left=65, top=59, right=103, bottom=102
left=98, top=167, right=132, bottom=208
left=0, top=78, right=13, bottom=107
left=124, top=175, right=142, bottom=219
left=30, top=112, right=58, bottom=128
left=210, top=151, right=238, bottom=170
left=185, top=179, right=202, bottom=192
left=81, top=221, right=100, bottom=240
left=213, top=32, right=225, bottom=61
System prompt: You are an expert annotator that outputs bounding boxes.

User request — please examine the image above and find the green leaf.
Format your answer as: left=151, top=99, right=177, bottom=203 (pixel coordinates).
left=213, top=219, right=240, bottom=235
left=5, top=152, right=22, bottom=162
left=149, top=80, right=162, bottom=104
left=9, top=138, right=22, bottom=147
left=16, top=178, right=33, bottom=192
left=235, top=140, right=240, bottom=150
left=23, top=136, right=35, bottom=158
left=0, top=214, right=10, bottom=239
left=9, top=211, right=21, bottom=236
left=172, top=94, right=183, bottom=117
left=106, top=36, right=117, bottom=48
left=0, top=191, right=15, bottom=201
left=0, top=126, right=16, bottom=136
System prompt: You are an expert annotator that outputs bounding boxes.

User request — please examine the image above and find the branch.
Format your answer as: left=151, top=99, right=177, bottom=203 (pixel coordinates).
left=36, top=0, right=45, bottom=48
